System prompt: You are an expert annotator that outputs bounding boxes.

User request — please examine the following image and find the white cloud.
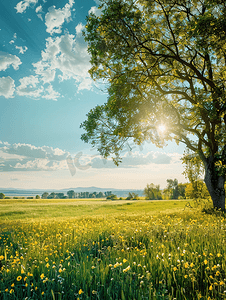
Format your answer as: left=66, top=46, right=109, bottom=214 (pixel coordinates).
left=33, top=60, right=56, bottom=83
left=36, top=5, right=43, bottom=20
left=15, top=46, right=28, bottom=54
left=42, top=84, right=60, bottom=101
left=75, top=23, right=85, bottom=37
left=0, top=77, right=15, bottom=99
left=0, top=52, right=22, bottom=71
left=77, top=77, right=93, bottom=92
left=14, top=159, right=66, bottom=171
left=88, top=6, right=102, bottom=17
left=71, top=151, right=174, bottom=170
left=33, top=33, right=92, bottom=91
left=16, top=74, right=61, bottom=101
left=0, top=142, right=69, bottom=172
left=35, top=5, right=42, bottom=13
left=15, top=0, right=38, bottom=13
left=16, top=75, right=44, bottom=98
left=45, top=0, right=75, bottom=35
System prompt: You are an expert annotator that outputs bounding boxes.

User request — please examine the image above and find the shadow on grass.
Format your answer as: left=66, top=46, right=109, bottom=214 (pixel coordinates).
left=0, top=211, right=25, bottom=217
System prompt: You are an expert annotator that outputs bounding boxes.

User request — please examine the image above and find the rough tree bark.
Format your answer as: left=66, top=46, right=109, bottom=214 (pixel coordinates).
left=204, top=156, right=225, bottom=211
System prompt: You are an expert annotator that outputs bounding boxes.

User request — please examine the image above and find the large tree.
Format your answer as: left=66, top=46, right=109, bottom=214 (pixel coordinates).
left=81, top=0, right=226, bottom=210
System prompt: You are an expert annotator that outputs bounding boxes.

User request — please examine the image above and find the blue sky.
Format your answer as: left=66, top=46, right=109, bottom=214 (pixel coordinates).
left=0, top=0, right=187, bottom=190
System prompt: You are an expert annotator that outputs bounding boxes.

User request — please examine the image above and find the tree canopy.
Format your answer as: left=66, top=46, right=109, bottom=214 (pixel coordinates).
left=81, top=0, right=226, bottom=210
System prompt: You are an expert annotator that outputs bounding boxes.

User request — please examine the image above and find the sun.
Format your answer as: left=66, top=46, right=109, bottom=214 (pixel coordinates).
left=158, top=124, right=166, bottom=133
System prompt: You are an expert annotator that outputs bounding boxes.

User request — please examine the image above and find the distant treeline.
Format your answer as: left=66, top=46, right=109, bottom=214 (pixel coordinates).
left=0, top=178, right=213, bottom=200
left=41, top=190, right=113, bottom=199
left=143, top=178, right=210, bottom=200
left=0, top=191, right=113, bottom=200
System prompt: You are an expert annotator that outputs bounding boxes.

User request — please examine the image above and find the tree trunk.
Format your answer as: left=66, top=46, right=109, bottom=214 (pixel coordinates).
left=204, top=156, right=225, bottom=211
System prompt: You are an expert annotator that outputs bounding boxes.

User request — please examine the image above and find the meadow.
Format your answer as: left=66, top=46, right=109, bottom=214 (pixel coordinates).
left=0, top=198, right=225, bottom=299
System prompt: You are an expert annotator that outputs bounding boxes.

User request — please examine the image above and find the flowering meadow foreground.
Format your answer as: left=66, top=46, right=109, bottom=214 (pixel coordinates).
left=0, top=199, right=225, bottom=299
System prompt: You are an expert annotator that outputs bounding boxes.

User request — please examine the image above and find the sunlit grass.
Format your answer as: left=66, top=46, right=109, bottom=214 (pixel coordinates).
left=0, top=199, right=187, bottom=221
left=0, top=199, right=225, bottom=299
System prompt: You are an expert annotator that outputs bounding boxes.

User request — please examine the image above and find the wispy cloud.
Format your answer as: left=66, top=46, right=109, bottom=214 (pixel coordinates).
left=15, top=46, right=28, bottom=54
left=90, top=151, right=172, bottom=169
left=15, top=0, right=38, bottom=14
left=0, top=142, right=69, bottom=172
left=42, top=84, right=60, bottom=101
left=35, top=5, right=43, bottom=20
left=16, top=75, right=44, bottom=98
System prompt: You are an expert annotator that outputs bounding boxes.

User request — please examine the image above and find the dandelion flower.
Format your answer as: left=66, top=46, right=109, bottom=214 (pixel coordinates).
left=17, top=276, right=22, bottom=281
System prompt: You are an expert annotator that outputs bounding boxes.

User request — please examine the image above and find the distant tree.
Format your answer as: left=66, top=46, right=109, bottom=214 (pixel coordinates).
left=106, top=194, right=117, bottom=200
left=89, top=194, right=96, bottom=198
left=97, top=192, right=105, bottom=198
left=126, top=192, right=133, bottom=200
left=165, top=179, right=179, bottom=199
left=177, top=183, right=187, bottom=199
left=67, top=190, right=76, bottom=199
left=185, top=181, right=210, bottom=200
left=144, top=184, right=162, bottom=200
left=105, top=191, right=112, bottom=197
left=85, top=192, right=90, bottom=198
left=182, top=149, right=205, bottom=200
left=42, top=192, right=49, bottom=199
left=0, top=193, right=5, bottom=199
left=35, top=195, right=40, bottom=199
left=126, top=192, right=139, bottom=200
left=56, top=193, right=65, bottom=199
left=27, top=197, right=33, bottom=199
left=47, top=192, right=56, bottom=199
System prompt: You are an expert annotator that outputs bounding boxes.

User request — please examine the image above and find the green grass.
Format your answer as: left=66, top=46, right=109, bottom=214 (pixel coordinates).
left=0, top=198, right=188, bottom=221
left=0, top=199, right=225, bottom=299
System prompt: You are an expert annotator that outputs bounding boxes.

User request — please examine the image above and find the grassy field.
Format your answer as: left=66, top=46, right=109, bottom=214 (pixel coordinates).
left=0, top=199, right=225, bottom=299
left=0, top=198, right=188, bottom=221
